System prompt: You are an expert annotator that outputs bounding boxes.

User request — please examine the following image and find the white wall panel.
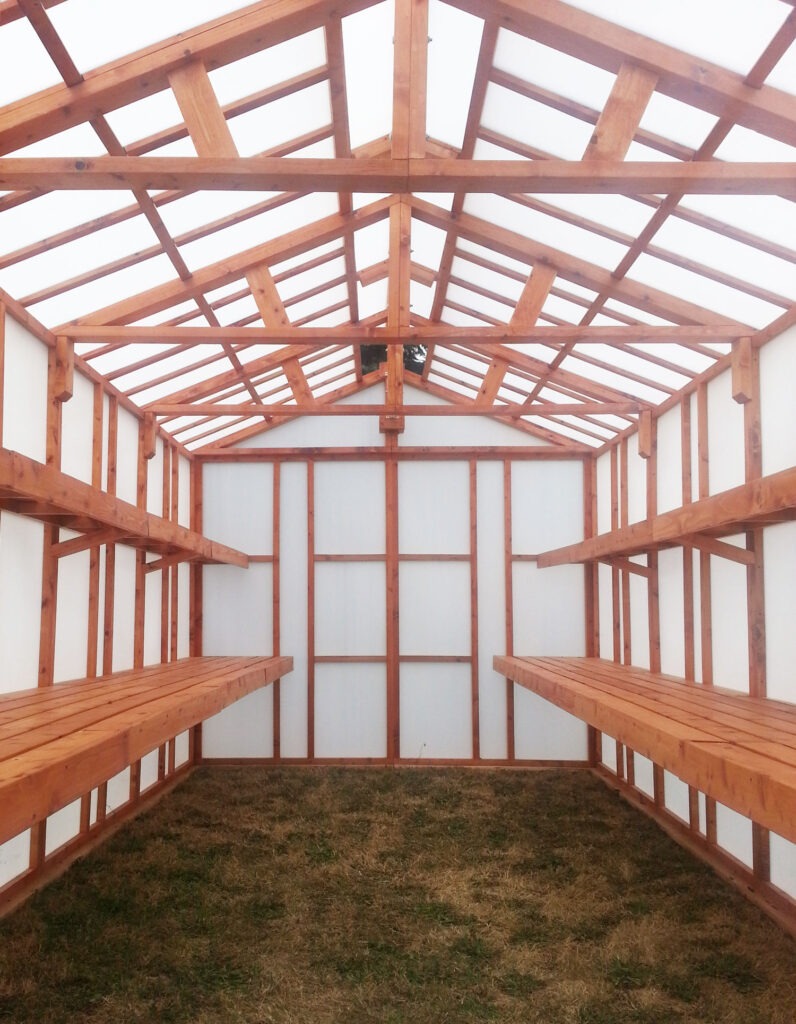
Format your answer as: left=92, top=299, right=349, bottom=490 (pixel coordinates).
left=178, top=455, right=191, bottom=527
left=689, top=392, right=700, bottom=504
left=400, top=663, right=472, bottom=759
left=203, top=688, right=274, bottom=758
left=710, top=550, right=749, bottom=692
left=143, top=569, right=162, bottom=666
left=511, top=461, right=583, bottom=551
left=105, top=767, right=131, bottom=814
left=140, top=749, right=159, bottom=792
left=115, top=408, right=140, bottom=505
left=760, top=324, right=796, bottom=476
left=239, top=384, right=385, bottom=448
left=656, top=405, right=682, bottom=514
left=203, top=564, right=272, bottom=656
left=0, top=831, right=30, bottom=889
left=145, top=439, right=164, bottom=517
left=764, top=521, right=796, bottom=704
left=629, top=573, right=650, bottom=670
left=54, top=547, right=90, bottom=683
left=175, top=730, right=190, bottom=767
left=315, top=461, right=384, bottom=554
left=657, top=548, right=685, bottom=677
left=401, top=385, right=548, bottom=446
left=512, top=563, right=585, bottom=656
left=399, top=562, right=470, bottom=655
left=513, top=688, right=587, bottom=760
left=203, top=462, right=273, bottom=552
left=770, top=833, right=796, bottom=902
left=0, top=512, right=43, bottom=691
left=597, top=563, right=613, bottom=659
left=476, top=462, right=507, bottom=759
left=278, top=462, right=308, bottom=757
left=316, top=562, right=385, bottom=657
left=111, top=545, right=136, bottom=672
left=626, top=434, right=647, bottom=524
left=60, top=371, right=95, bottom=484
left=178, top=563, right=190, bottom=658
left=600, top=734, right=617, bottom=773
left=707, top=371, right=745, bottom=495
left=45, top=799, right=81, bottom=855
left=2, top=315, right=47, bottom=462
left=596, top=451, right=612, bottom=535
left=715, top=803, right=753, bottom=868
left=663, top=770, right=690, bottom=824
left=314, top=663, right=387, bottom=758
left=398, top=461, right=469, bottom=554
left=633, top=753, right=655, bottom=799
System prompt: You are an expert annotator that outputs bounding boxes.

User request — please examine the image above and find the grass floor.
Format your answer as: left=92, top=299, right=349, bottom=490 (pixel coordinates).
left=1, top=768, right=796, bottom=1023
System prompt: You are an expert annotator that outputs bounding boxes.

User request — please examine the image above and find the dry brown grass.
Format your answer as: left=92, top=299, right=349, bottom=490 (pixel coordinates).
left=1, top=766, right=796, bottom=1023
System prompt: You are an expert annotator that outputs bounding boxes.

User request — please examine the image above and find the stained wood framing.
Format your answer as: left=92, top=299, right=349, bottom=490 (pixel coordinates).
left=495, top=656, right=796, bottom=846
left=0, top=656, right=292, bottom=847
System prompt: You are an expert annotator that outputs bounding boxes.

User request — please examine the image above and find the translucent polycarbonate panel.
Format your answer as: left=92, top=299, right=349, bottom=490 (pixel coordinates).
left=343, top=0, right=394, bottom=149
left=426, top=1, right=483, bottom=149
left=715, top=124, right=796, bottom=161
left=597, top=298, right=675, bottom=327
left=130, top=300, right=203, bottom=327
left=766, top=41, right=796, bottom=97
left=315, top=665, right=387, bottom=759
left=103, top=88, right=189, bottom=149
left=28, top=254, right=179, bottom=329
left=638, top=91, right=719, bottom=151
left=677, top=195, right=796, bottom=253
left=464, top=194, right=629, bottom=271
left=409, top=279, right=435, bottom=319
left=0, top=17, right=61, bottom=105
left=440, top=304, right=490, bottom=328
left=357, top=279, right=388, bottom=319
left=288, top=282, right=348, bottom=323
left=227, top=82, right=331, bottom=156
left=529, top=192, right=658, bottom=240
left=449, top=255, right=523, bottom=304
left=651, top=216, right=796, bottom=303
left=0, top=210, right=162, bottom=302
left=560, top=354, right=671, bottom=404
left=540, top=292, right=591, bottom=324
left=6, top=120, right=106, bottom=158
left=157, top=190, right=271, bottom=239
left=178, top=192, right=338, bottom=273
left=411, top=219, right=447, bottom=275
left=446, top=280, right=513, bottom=322
left=456, top=238, right=531, bottom=278
left=580, top=343, right=692, bottom=392
left=480, top=85, right=593, bottom=159
left=271, top=238, right=347, bottom=277
left=0, top=191, right=139, bottom=267
left=562, top=0, right=785, bottom=76
left=208, top=29, right=326, bottom=105
left=627, top=254, right=784, bottom=329
left=214, top=294, right=261, bottom=327
left=279, top=257, right=347, bottom=301
left=305, top=308, right=351, bottom=329
left=494, top=28, right=614, bottom=111
left=49, top=0, right=252, bottom=73
left=524, top=417, right=601, bottom=447
left=626, top=343, right=716, bottom=377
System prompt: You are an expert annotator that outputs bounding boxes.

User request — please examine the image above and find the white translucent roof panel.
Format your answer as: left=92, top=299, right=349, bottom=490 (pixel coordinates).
left=177, top=192, right=339, bottom=273
left=562, top=0, right=786, bottom=76
left=288, top=283, right=348, bottom=322
left=103, top=89, right=189, bottom=150
left=494, top=29, right=615, bottom=111
left=0, top=190, right=133, bottom=256
left=456, top=239, right=531, bottom=278
left=766, top=39, right=796, bottom=96
left=208, top=30, right=327, bottom=105
left=426, top=1, right=483, bottom=149
left=0, top=18, right=61, bottom=106
left=49, top=0, right=252, bottom=73
left=449, top=256, right=523, bottom=304
left=227, top=82, right=331, bottom=156
left=357, top=280, right=389, bottom=319
left=279, top=258, right=348, bottom=302
left=637, top=92, right=719, bottom=151
left=441, top=306, right=492, bottom=328
left=410, top=220, right=447, bottom=274
left=446, top=282, right=511, bottom=322
left=560, top=354, right=671, bottom=404
left=677, top=195, right=796, bottom=254
left=715, top=125, right=796, bottom=161
left=464, top=194, right=629, bottom=271
left=353, top=219, right=390, bottom=269
left=626, top=254, right=784, bottom=329
left=157, top=191, right=269, bottom=240
left=596, top=301, right=675, bottom=328
left=270, top=239, right=346, bottom=277
left=480, top=85, right=593, bottom=159
left=343, top=1, right=395, bottom=149
left=215, top=294, right=261, bottom=327
left=7, top=121, right=106, bottom=158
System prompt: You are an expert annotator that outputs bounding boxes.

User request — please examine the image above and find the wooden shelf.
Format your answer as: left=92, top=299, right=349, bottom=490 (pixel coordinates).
left=0, top=655, right=292, bottom=847
left=0, top=445, right=248, bottom=566
left=496, top=655, right=796, bottom=845
left=537, top=464, right=796, bottom=567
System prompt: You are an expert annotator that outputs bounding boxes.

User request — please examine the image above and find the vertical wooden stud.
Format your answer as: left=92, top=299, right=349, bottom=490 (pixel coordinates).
left=102, top=398, right=118, bottom=676
left=39, top=347, right=62, bottom=687
left=386, top=456, right=400, bottom=762
left=53, top=335, right=74, bottom=403
left=469, top=460, right=480, bottom=761
left=503, top=460, right=515, bottom=761
left=170, top=448, right=179, bottom=660
left=638, top=409, right=652, bottom=459
left=272, top=462, right=281, bottom=761
left=620, top=439, right=631, bottom=666
left=190, top=460, right=203, bottom=658
left=731, top=336, right=753, bottom=404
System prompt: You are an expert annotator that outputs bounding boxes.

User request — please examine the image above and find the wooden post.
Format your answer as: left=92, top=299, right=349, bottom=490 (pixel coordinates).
left=272, top=462, right=282, bottom=761
left=469, top=460, right=480, bottom=761
left=307, top=461, right=315, bottom=760
left=38, top=346, right=62, bottom=687
left=53, top=335, right=74, bottom=403
left=503, top=460, right=515, bottom=761
left=732, top=337, right=754, bottom=404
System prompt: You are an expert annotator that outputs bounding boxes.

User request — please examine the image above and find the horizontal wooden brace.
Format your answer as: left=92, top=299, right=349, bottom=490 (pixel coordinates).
left=2, top=157, right=796, bottom=195
left=65, top=324, right=745, bottom=345
left=196, top=445, right=590, bottom=461
left=149, top=401, right=643, bottom=418
left=51, top=527, right=129, bottom=558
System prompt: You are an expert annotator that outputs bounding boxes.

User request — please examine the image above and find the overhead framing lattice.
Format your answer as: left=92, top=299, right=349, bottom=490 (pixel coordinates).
left=1, top=0, right=795, bottom=451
